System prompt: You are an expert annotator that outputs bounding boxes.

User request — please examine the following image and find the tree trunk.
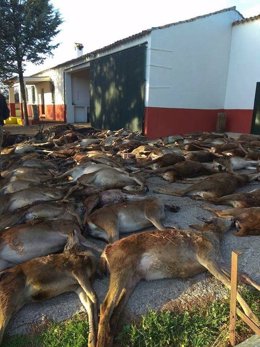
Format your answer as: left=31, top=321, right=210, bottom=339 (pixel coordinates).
left=17, top=60, right=29, bottom=126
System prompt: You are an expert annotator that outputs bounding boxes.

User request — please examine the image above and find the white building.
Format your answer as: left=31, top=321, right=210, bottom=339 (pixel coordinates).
left=7, top=7, right=260, bottom=138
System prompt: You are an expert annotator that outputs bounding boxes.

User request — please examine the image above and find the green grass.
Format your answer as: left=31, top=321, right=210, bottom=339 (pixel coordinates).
left=2, top=288, right=259, bottom=347
left=2, top=314, right=89, bottom=347
left=118, top=287, right=260, bottom=347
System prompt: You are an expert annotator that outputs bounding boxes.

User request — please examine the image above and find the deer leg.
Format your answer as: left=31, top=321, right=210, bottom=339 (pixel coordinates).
left=97, top=272, right=139, bottom=347
left=67, top=210, right=83, bottom=228
left=76, top=288, right=97, bottom=347
left=0, top=290, right=26, bottom=345
left=198, top=256, right=259, bottom=325
left=62, top=183, right=81, bottom=201
left=105, top=220, right=119, bottom=243
left=220, top=264, right=260, bottom=291
left=73, top=271, right=98, bottom=305
left=145, top=205, right=165, bottom=231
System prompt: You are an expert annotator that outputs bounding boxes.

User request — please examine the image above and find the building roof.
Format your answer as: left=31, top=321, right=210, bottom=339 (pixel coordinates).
left=30, top=6, right=242, bottom=76
left=233, top=14, right=260, bottom=26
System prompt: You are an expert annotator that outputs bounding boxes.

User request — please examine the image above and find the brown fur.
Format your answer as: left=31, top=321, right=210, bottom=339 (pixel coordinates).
left=96, top=219, right=259, bottom=347
left=154, top=173, right=253, bottom=200
left=207, top=207, right=260, bottom=236
left=0, top=220, right=97, bottom=271
left=0, top=231, right=99, bottom=347
left=155, top=160, right=214, bottom=182
left=85, top=197, right=171, bottom=243
left=213, top=189, right=260, bottom=208
left=137, top=153, right=185, bottom=169
left=184, top=150, right=218, bottom=162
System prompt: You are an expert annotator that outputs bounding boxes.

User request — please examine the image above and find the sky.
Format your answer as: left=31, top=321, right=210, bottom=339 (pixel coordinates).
left=25, top=0, right=260, bottom=75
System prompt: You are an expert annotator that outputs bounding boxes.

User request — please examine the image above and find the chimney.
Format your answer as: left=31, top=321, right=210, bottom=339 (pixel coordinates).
left=74, top=43, right=84, bottom=57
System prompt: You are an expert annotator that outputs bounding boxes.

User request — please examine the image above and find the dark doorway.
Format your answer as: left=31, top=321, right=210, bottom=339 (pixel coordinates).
left=251, top=82, right=260, bottom=134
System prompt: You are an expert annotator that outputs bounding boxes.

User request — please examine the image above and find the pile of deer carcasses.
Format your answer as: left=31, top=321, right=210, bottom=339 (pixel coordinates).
left=0, top=125, right=259, bottom=347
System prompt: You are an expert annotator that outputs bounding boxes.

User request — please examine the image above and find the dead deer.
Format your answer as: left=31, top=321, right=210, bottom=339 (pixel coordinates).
left=0, top=166, right=54, bottom=183
left=0, top=201, right=83, bottom=231
left=96, top=218, right=259, bottom=347
left=212, top=189, right=260, bottom=208
left=153, top=160, right=215, bottom=183
left=205, top=207, right=260, bottom=236
left=0, top=187, right=66, bottom=216
left=212, top=156, right=260, bottom=172
left=154, top=172, right=259, bottom=200
left=184, top=150, right=218, bottom=162
left=51, top=162, right=126, bottom=183
left=0, top=229, right=99, bottom=347
left=83, top=189, right=146, bottom=215
left=85, top=197, right=179, bottom=243
left=62, top=167, right=145, bottom=200
left=0, top=179, right=39, bottom=195
left=137, top=153, right=185, bottom=169
left=0, top=219, right=100, bottom=271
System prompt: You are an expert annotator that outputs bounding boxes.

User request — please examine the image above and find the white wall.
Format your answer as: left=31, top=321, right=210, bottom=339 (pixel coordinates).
left=147, top=9, right=242, bottom=109
left=224, top=20, right=260, bottom=109
left=35, top=68, right=65, bottom=104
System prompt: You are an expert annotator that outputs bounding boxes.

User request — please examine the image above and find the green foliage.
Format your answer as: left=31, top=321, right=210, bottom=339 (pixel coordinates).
left=2, top=315, right=89, bottom=347
left=40, top=316, right=89, bottom=347
left=117, top=288, right=260, bottom=347
left=0, top=0, right=63, bottom=78
left=2, top=288, right=259, bottom=347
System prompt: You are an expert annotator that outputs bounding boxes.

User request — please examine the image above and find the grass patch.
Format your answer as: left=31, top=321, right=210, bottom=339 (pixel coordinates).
left=2, top=288, right=259, bottom=347
left=2, top=314, right=89, bottom=347
left=117, top=287, right=260, bottom=347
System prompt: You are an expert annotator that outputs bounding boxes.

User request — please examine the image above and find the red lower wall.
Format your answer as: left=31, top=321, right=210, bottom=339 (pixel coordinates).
left=38, top=104, right=65, bottom=122
left=12, top=103, right=66, bottom=124
left=8, top=103, right=16, bottom=117
left=144, top=107, right=253, bottom=139
left=224, top=109, right=253, bottom=133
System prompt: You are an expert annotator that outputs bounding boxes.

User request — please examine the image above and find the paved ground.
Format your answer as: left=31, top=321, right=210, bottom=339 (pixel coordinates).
left=236, top=335, right=260, bottom=346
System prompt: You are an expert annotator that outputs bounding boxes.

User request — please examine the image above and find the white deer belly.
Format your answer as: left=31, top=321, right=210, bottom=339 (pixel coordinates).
left=139, top=252, right=169, bottom=280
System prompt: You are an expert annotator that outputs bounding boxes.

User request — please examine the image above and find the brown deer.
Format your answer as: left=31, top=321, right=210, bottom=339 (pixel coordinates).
left=85, top=197, right=179, bottom=243
left=212, top=156, right=260, bottom=172
left=0, top=219, right=102, bottom=271
left=0, top=201, right=83, bottom=231
left=153, top=172, right=259, bottom=200
left=62, top=167, right=145, bottom=200
left=137, top=152, right=185, bottom=169
left=0, top=229, right=99, bottom=347
left=212, top=189, right=260, bottom=208
left=153, top=160, right=215, bottom=183
left=205, top=207, right=260, bottom=236
left=184, top=150, right=218, bottom=162
left=96, top=219, right=259, bottom=347
left=0, top=187, right=66, bottom=216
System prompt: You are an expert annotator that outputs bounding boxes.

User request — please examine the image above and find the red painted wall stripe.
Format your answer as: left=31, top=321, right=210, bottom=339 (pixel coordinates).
left=144, top=107, right=253, bottom=138
left=225, top=109, right=253, bottom=133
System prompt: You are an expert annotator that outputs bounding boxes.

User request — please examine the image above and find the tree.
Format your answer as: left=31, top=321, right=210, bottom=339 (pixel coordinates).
left=0, top=0, right=62, bottom=125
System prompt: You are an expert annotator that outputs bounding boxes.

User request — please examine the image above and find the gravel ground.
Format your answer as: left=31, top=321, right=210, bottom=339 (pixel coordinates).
left=6, top=171, right=260, bottom=336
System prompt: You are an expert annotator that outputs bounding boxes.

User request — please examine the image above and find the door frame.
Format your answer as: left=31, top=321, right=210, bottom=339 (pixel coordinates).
left=251, top=82, right=260, bottom=134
